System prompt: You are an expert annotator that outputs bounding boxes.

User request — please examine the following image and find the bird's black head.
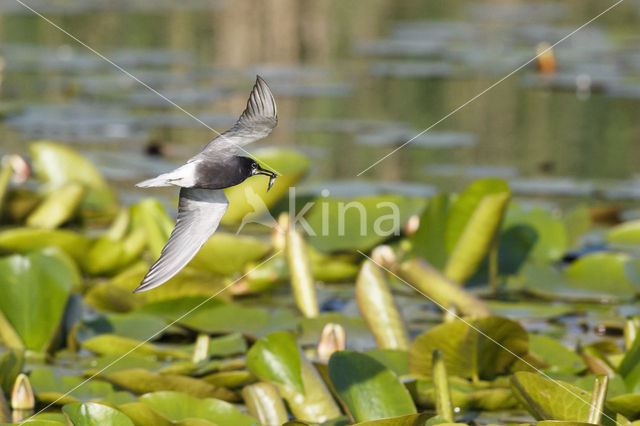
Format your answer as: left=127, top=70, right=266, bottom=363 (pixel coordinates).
left=238, top=156, right=277, bottom=191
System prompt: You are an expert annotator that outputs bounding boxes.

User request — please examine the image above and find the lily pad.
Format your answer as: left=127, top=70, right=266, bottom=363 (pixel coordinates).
left=306, top=195, right=425, bottom=252
left=30, top=367, right=118, bottom=405
left=410, top=193, right=450, bottom=269
left=607, top=219, right=640, bottom=246
left=606, top=393, right=640, bottom=419
left=138, top=391, right=257, bottom=426
left=0, top=249, right=79, bottom=351
left=221, top=148, right=310, bottom=225
left=26, top=183, right=85, bottom=229
left=118, top=402, right=216, bottom=426
left=352, top=413, right=433, bottom=425
left=503, top=206, right=567, bottom=262
left=443, top=178, right=510, bottom=284
left=189, top=233, right=271, bottom=276
left=103, top=369, right=238, bottom=401
left=409, top=316, right=528, bottom=380
left=0, top=228, right=91, bottom=263
left=528, top=334, right=586, bottom=374
left=511, top=371, right=592, bottom=421
left=82, top=334, right=190, bottom=360
left=328, top=350, right=416, bottom=423
left=246, top=331, right=304, bottom=393
left=71, top=312, right=167, bottom=344
left=62, top=402, right=134, bottom=426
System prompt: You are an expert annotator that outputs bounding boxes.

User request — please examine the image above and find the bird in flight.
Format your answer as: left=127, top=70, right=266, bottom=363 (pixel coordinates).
left=133, top=76, right=278, bottom=293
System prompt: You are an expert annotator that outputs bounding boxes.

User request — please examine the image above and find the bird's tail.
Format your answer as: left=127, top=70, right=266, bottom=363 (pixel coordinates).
left=136, top=175, right=173, bottom=188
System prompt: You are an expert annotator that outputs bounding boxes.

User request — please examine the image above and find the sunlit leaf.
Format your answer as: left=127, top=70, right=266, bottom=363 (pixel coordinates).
left=511, top=371, right=592, bottom=421
left=0, top=249, right=79, bottom=351
left=329, top=350, right=416, bottom=422
left=409, top=193, right=450, bottom=269
left=409, top=316, right=527, bottom=380
left=26, top=183, right=85, bottom=229
left=0, top=228, right=91, bottom=263
left=62, top=402, right=133, bottom=426
left=246, top=331, right=304, bottom=393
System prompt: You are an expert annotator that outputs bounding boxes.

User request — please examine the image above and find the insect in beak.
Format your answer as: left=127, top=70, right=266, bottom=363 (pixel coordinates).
left=255, top=165, right=277, bottom=192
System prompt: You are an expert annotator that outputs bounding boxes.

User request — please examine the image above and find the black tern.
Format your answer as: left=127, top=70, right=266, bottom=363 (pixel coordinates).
left=133, top=76, right=278, bottom=293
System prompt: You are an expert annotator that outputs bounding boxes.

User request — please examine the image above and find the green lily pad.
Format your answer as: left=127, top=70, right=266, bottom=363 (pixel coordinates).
left=208, top=333, right=247, bottom=358
left=118, top=402, right=216, bottom=426
left=29, top=141, right=116, bottom=211
left=413, top=376, right=517, bottom=412
left=443, top=178, right=510, bottom=284
left=409, top=316, right=528, bottom=380
left=71, top=313, right=167, bottom=344
left=503, top=206, right=567, bottom=262
left=607, top=219, right=640, bottom=246
left=306, top=195, right=425, bottom=252
left=188, top=232, right=270, bottom=276
left=83, top=353, right=162, bottom=376
left=138, top=391, right=257, bottom=426
left=353, top=413, right=433, bottom=425
left=103, top=369, right=237, bottom=401
left=82, top=334, right=189, bottom=360
left=564, top=252, right=639, bottom=298
left=26, top=183, right=85, bottom=229
left=511, top=371, right=592, bottom=421
left=328, top=350, right=416, bottom=423
left=62, top=402, right=134, bottom=426
left=0, top=249, right=79, bottom=351
left=246, top=331, right=304, bottom=393
left=30, top=367, right=118, bottom=405
left=0, top=228, right=91, bottom=263
left=364, top=349, right=409, bottom=376
left=606, top=393, right=640, bottom=420
left=298, top=313, right=374, bottom=351
left=528, top=334, right=586, bottom=374
left=222, top=148, right=310, bottom=225
left=0, top=348, right=23, bottom=394
left=410, top=193, right=451, bottom=269
left=130, top=198, right=173, bottom=259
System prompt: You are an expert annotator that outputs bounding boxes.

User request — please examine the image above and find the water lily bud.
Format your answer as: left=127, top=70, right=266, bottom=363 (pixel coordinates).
left=10, top=374, right=34, bottom=410
left=4, top=155, right=31, bottom=184
left=192, top=333, right=210, bottom=364
left=317, top=323, right=345, bottom=363
left=370, top=245, right=396, bottom=268
left=404, top=214, right=420, bottom=237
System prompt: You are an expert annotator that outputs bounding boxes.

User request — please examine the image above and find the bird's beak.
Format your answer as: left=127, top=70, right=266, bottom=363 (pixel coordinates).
left=254, top=165, right=277, bottom=192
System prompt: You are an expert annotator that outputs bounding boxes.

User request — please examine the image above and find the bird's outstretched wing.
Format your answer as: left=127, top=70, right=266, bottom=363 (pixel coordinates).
left=133, top=188, right=228, bottom=293
left=194, top=75, right=277, bottom=159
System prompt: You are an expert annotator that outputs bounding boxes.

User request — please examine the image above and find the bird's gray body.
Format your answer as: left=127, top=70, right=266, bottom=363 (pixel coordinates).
left=133, top=76, right=278, bottom=293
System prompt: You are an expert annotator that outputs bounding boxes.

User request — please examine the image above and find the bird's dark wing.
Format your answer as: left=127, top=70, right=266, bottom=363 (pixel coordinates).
left=193, top=76, right=277, bottom=159
left=133, top=188, right=228, bottom=293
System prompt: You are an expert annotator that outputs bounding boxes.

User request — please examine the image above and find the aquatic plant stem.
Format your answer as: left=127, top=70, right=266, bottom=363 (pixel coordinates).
left=587, top=375, right=608, bottom=424
left=432, top=349, right=454, bottom=422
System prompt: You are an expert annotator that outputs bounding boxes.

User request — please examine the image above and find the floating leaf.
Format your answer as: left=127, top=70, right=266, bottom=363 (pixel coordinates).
left=0, top=349, right=23, bottom=394
left=139, top=391, right=256, bottom=426
left=222, top=148, right=310, bottom=225
left=189, top=233, right=270, bottom=276
left=0, top=228, right=91, bottom=263
left=26, top=183, right=85, bottom=229
left=82, top=334, right=189, bottom=360
left=62, top=402, right=133, bottom=426
left=103, top=369, right=237, bottom=401
left=528, top=334, right=586, bottom=374
left=246, top=331, right=304, bottom=393
left=409, top=316, right=527, bottom=380
left=29, top=367, right=118, bottom=405
left=29, top=141, right=116, bottom=211
left=130, top=198, right=174, bottom=259
left=606, top=393, right=640, bottom=420
left=71, top=313, right=166, bottom=344
left=329, top=350, right=416, bottom=423
left=503, top=206, right=567, bottom=262
left=352, top=413, right=433, bottom=425
left=607, top=219, right=640, bottom=246
left=511, top=371, right=592, bottom=421
left=443, top=178, right=510, bottom=284
left=286, top=221, right=319, bottom=318
left=0, top=249, right=78, bottom=351
left=409, top=193, right=450, bottom=269
left=118, top=402, right=216, bottom=426
left=306, top=195, right=424, bottom=252
left=364, top=349, right=409, bottom=376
